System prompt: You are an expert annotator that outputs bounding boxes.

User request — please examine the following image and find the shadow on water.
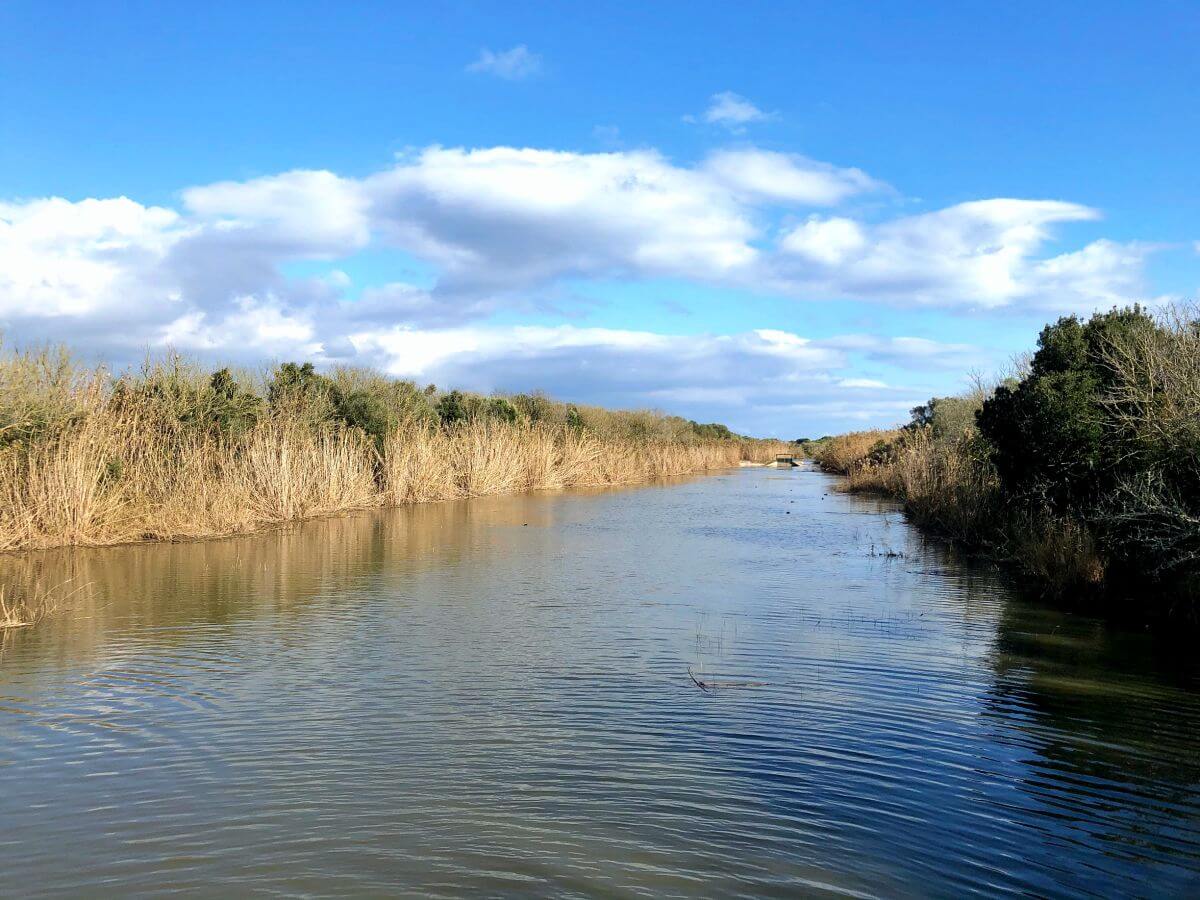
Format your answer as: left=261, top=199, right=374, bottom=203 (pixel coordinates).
left=1, top=467, right=1198, bottom=897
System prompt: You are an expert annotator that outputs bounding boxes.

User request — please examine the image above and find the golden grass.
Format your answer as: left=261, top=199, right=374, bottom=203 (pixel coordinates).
left=0, top=402, right=754, bottom=553
left=815, top=423, right=1106, bottom=594
left=811, top=429, right=902, bottom=476
left=0, top=342, right=790, bottom=552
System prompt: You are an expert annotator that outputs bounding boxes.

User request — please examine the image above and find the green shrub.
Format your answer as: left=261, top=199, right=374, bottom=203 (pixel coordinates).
left=208, top=368, right=262, bottom=434
left=565, top=405, right=584, bottom=432
left=908, top=395, right=983, bottom=445
left=267, top=362, right=340, bottom=426
left=691, top=421, right=735, bottom=441
left=977, top=307, right=1155, bottom=509
left=510, top=393, right=555, bottom=423
left=436, top=390, right=468, bottom=426
left=480, top=397, right=518, bottom=424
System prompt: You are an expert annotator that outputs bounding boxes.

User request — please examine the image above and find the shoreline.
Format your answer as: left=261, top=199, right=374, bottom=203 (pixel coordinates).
left=1, top=347, right=792, bottom=556
left=0, top=457, right=750, bottom=557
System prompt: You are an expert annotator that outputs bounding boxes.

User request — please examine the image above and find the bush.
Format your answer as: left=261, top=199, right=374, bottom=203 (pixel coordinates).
left=435, top=390, right=468, bottom=426
left=908, top=395, right=983, bottom=445
left=510, top=393, right=556, bottom=424
left=819, top=304, right=1200, bottom=611
left=565, top=405, right=584, bottom=432
left=208, top=368, right=262, bottom=434
left=267, top=362, right=341, bottom=426
left=977, top=307, right=1156, bottom=509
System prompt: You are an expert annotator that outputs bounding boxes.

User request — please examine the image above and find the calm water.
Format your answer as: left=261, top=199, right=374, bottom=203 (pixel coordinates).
left=2, top=466, right=1199, bottom=897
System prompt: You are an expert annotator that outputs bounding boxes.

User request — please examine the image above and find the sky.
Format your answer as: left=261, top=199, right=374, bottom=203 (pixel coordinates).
left=1, top=1, right=1197, bottom=438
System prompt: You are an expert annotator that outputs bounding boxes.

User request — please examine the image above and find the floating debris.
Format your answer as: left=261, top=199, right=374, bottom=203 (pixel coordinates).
left=688, top=666, right=767, bottom=691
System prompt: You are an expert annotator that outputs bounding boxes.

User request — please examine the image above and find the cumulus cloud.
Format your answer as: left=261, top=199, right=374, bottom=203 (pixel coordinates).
left=182, top=169, right=369, bottom=254
left=775, top=199, right=1154, bottom=311
left=687, top=91, right=775, bottom=131
left=0, top=141, right=1166, bottom=432
left=4, top=146, right=1135, bottom=343
left=364, top=146, right=764, bottom=293
left=703, top=150, right=880, bottom=206
left=466, top=45, right=542, bottom=80
left=343, top=323, right=947, bottom=434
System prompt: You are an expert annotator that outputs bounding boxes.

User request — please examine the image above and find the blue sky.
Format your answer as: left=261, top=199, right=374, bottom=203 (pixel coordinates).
left=1, top=1, right=1197, bottom=436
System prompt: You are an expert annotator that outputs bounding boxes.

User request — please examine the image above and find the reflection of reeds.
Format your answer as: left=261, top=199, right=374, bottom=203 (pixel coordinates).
left=0, top=581, right=77, bottom=629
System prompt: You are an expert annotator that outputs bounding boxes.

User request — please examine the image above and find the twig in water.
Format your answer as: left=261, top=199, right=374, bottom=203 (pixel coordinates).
left=688, top=666, right=766, bottom=691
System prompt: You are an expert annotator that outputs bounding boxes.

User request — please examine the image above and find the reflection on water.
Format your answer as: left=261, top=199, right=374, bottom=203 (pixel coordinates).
left=1, top=467, right=1198, bottom=897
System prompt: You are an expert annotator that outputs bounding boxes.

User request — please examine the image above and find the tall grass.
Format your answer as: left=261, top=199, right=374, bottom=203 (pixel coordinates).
left=815, top=425, right=1111, bottom=595
left=0, top=344, right=778, bottom=551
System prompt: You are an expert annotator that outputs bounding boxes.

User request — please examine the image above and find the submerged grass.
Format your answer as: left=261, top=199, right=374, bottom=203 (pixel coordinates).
left=0, top=343, right=789, bottom=552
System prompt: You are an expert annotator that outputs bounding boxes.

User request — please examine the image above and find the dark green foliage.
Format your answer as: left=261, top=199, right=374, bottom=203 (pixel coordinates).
left=436, top=390, right=468, bottom=426
left=110, top=362, right=262, bottom=436
left=510, top=393, right=555, bottom=423
left=690, top=421, right=735, bottom=441
left=977, top=307, right=1154, bottom=509
left=207, top=369, right=262, bottom=434
left=268, top=363, right=441, bottom=444
left=565, top=405, right=584, bottom=432
left=908, top=395, right=981, bottom=444
left=973, top=305, right=1200, bottom=604
left=336, top=390, right=392, bottom=445
left=866, top=439, right=896, bottom=467
left=481, top=397, right=518, bottom=424
left=268, top=362, right=337, bottom=410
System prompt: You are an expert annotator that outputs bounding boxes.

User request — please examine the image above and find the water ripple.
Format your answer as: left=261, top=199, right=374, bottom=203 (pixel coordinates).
left=1, top=469, right=1199, bottom=897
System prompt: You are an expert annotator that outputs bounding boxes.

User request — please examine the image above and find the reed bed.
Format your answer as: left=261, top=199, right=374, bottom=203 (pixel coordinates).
left=0, top=345, right=778, bottom=552
left=809, top=303, right=1200, bottom=610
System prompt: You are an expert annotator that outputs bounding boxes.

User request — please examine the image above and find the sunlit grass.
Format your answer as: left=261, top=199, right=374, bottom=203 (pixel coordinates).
left=0, top=342, right=791, bottom=551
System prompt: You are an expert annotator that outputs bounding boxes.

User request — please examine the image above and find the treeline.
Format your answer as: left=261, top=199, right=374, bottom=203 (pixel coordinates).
left=0, top=346, right=785, bottom=551
left=808, top=304, right=1200, bottom=619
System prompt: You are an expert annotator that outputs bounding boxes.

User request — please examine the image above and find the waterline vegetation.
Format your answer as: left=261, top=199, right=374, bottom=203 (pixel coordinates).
left=0, top=344, right=789, bottom=552
left=808, top=303, right=1200, bottom=620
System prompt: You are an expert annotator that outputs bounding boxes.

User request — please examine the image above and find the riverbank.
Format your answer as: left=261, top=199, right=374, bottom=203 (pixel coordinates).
left=0, top=346, right=788, bottom=552
left=807, top=304, right=1199, bottom=622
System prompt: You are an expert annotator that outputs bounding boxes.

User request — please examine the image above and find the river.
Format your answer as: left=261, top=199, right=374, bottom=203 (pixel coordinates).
left=1, top=465, right=1198, bottom=897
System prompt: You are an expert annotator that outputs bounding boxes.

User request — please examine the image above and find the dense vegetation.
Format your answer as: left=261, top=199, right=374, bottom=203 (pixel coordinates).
left=810, top=304, right=1200, bottom=619
left=0, top=346, right=787, bottom=551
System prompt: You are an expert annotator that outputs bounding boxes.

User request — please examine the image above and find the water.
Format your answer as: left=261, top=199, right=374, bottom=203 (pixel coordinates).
left=2, top=466, right=1199, bottom=897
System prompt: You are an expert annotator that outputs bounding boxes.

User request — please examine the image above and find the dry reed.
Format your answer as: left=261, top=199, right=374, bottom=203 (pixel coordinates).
left=0, top=345, right=778, bottom=551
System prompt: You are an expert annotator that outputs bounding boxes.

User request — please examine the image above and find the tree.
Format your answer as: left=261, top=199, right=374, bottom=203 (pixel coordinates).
left=977, top=306, right=1155, bottom=509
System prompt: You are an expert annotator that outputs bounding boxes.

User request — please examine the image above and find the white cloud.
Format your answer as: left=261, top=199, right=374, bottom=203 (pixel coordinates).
left=780, top=216, right=867, bottom=264
left=0, top=142, right=1165, bottom=433
left=775, top=199, right=1152, bottom=311
left=343, top=322, right=943, bottom=434
left=0, top=150, right=1153, bottom=352
left=704, top=150, right=880, bottom=206
left=183, top=169, right=368, bottom=254
left=364, top=146, right=766, bottom=292
left=466, top=45, right=542, bottom=80
left=838, top=378, right=889, bottom=389
left=689, top=91, right=775, bottom=131
left=0, top=196, right=184, bottom=319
